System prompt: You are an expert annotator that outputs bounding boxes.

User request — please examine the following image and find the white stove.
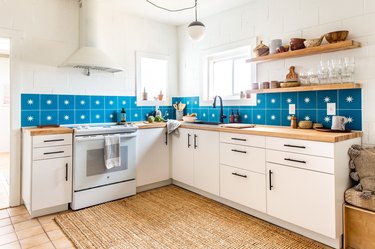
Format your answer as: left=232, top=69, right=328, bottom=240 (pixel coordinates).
left=71, top=123, right=138, bottom=210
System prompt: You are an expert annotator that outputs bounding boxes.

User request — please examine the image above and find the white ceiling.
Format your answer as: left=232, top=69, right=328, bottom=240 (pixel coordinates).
left=108, top=0, right=254, bottom=25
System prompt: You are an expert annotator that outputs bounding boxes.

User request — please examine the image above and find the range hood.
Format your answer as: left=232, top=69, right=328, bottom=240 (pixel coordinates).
left=62, top=0, right=123, bottom=76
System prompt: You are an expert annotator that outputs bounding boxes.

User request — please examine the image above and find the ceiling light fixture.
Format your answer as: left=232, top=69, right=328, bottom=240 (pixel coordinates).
left=146, top=0, right=206, bottom=41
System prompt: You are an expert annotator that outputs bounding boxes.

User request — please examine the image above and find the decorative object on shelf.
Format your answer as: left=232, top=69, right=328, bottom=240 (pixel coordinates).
left=142, top=87, right=148, bottom=101
left=298, top=120, right=313, bottom=129
left=280, top=82, right=301, bottom=88
left=146, top=0, right=205, bottom=41
left=270, top=81, right=280, bottom=89
left=120, top=108, right=126, bottom=123
left=251, top=83, right=259, bottom=90
left=270, top=39, right=282, bottom=54
left=325, top=30, right=349, bottom=43
left=253, top=41, right=269, bottom=57
left=276, top=44, right=289, bottom=53
left=158, top=90, right=164, bottom=101
left=304, top=35, right=324, bottom=48
left=291, top=115, right=297, bottom=129
left=286, top=66, right=298, bottom=81
left=240, top=91, right=246, bottom=99
left=245, top=90, right=252, bottom=98
left=259, top=82, right=270, bottom=89
left=290, top=38, right=306, bottom=51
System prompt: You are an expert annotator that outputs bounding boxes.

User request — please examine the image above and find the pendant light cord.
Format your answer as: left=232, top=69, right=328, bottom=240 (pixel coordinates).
left=146, top=0, right=197, bottom=12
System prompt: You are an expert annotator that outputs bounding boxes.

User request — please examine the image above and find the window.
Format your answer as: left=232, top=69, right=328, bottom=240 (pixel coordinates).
left=136, top=52, right=169, bottom=105
left=205, top=46, right=255, bottom=101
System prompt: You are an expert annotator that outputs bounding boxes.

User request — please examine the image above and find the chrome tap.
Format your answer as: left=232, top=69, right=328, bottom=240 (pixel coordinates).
left=213, top=96, right=226, bottom=123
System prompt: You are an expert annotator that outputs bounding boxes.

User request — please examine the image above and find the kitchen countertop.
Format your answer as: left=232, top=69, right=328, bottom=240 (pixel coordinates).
left=135, top=122, right=362, bottom=143
left=23, top=127, right=74, bottom=136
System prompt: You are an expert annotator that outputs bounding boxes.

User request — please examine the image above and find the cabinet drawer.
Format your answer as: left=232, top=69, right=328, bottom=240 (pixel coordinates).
left=33, top=145, right=72, bottom=161
left=220, top=165, right=266, bottom=213
left=266, top=149, right=334, bottom=174
left=220, top=132, right=265, bottom=148
left=266, top=137, right=334, bottom=158
left=220, top=143, right=265, bottom=174
left=33, top=134, right=72, bottom=148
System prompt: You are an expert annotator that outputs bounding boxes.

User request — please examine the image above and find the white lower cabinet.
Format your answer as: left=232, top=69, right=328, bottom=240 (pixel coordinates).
left=172, top=128, right=194, bottom=186
left=136, top=128, right=170, bottom=187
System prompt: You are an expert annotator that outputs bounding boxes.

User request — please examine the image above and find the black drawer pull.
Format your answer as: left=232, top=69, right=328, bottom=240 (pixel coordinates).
left=188, top=134, right=191, bottom=148
left=44, top=139, right=65, bottom=143
left=43, top=151, right=65, bottom=155
left=65, top=163, right=68, bottom=181
left=231, top=149, right=247, bottom=154
left=284, top=158, right=306, bottom=164
left=194, top=134, right=198, bottom=149
left=165, top=132, right=168, bottom=145
left=232, top=172, right=247, bottom=178
left=284, top=144, right=306, bottom=149
left=269, top=170, right=273, bottom=190
left=231, top=138, right=247, bottom=142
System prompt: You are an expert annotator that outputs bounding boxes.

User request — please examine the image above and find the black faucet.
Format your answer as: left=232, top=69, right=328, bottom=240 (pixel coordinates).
left=213, top=95, right=226, bottom=123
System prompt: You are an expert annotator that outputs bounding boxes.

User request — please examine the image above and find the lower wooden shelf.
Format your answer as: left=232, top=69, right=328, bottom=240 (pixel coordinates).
left=247, top=83, right=361, bottom=94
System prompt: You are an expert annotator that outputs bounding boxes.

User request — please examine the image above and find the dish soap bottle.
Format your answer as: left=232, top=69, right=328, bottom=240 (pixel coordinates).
left=234, top=110, right=240, bottom=123
left=229, top=110, right=235, bottom=123
left=120, top=108, right=126, bottom=123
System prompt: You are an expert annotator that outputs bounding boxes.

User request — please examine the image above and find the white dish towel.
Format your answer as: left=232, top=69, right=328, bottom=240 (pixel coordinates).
left=104, top=135, right=121, bottom=169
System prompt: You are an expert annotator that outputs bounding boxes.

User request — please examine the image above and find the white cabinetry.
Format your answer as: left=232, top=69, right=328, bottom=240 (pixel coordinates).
left=136, top=128, right=170, bottom=187
left=172, top=128, right=219, bottom=195
left=22, top=131, right=73, bottom=217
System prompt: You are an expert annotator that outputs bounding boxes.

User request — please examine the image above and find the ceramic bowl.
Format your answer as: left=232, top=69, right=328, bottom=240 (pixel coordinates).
left=298, top=120, right=313, bottom=129
left=290, top=38, right=306, bottom=51
left=304, top=36, right=324, bottom=48
left=324, top=30, right=349, bottom=43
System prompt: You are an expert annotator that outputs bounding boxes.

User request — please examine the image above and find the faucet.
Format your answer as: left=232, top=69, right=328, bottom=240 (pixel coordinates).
left=213, top=96, right=226, bottom=123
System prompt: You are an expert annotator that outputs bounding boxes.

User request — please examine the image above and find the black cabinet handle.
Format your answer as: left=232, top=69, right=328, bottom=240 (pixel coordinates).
left=43, top=151, right=64, bottom=155
left=232, top=172, right=247, bottom=178
left=65, top=163, right=68, bottom=181
left=165, top=131, right=168, bottom=145
left=284, top=144, right=306, bottom=149
left=194, top=134, right=198, bottom=149
left=231, top=137, right=247, bottom=142
left=44, top=139, right=64, bottom=143
left=284, top=158, right=307, bottom=164
left=231, top=149, right=247, bottom=154
left=188, top=134, right=191, bottom=148
left=269, top=170, right=273, bottom=190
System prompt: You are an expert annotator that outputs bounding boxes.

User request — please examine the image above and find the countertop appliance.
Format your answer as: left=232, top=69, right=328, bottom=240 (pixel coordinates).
left=71, top=124, right=137, bottom=210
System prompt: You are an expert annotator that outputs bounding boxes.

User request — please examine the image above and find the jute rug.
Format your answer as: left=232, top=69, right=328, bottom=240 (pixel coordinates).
left=55, top=185, right=328, bottom=249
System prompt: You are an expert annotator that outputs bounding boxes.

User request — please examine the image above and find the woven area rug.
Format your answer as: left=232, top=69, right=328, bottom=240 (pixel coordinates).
left=55, top=185, right=328, bottom=249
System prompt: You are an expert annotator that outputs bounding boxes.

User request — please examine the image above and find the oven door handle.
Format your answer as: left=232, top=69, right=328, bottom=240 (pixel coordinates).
left=75, top=133, right=137, bottom=142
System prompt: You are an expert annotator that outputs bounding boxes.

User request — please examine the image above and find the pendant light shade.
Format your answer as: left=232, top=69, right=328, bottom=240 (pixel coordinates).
left=188, top=21, right=206, bottom=41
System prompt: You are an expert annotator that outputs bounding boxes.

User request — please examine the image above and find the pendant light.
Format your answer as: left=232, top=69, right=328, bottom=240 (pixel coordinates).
left=187, top=0, right=205, bottom=41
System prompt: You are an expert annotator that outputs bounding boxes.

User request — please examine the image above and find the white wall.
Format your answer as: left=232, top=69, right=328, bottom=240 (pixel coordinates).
left=0, top=57, right=10, bottom=152
left=178, top=0, right=375, bottom=146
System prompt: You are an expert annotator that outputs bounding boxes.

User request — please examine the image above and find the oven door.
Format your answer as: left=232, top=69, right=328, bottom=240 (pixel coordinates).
left=73, top=133, right=137, bottom=191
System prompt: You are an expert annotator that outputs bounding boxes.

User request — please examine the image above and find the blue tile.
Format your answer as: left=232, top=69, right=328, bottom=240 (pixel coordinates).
left=105, top=96, right=118, bottom=110
left=75, top=96, right=90, bottom=110
left=75, top=110, right=90, bottom=124
left=129, top=96, right=137, bottom=109
left=191, top=97, right=200, bottom=108
left=208, top=108, right=220, bottom=122
left=91, top=110, right=105, bottom=123
left=281, top=110, right=293, bottom=126
left=118, top=96, right=131, bottom=109
left=338, top=110, right=362, bottom=130
left=105, top=110, right=118, bottom=123
left=21, top=111, right=40, bottom=127
left=298, top=91, right=317, bottom=110
left=40, top=94, right=58, bottom=110
left=198, top=108, right=209, bottom=121
left=172, top=97, right=181, bottom=105
left=40, top=111, right=58, bottom=125
left=266, top=93, right=281, bottom=109
left=253, top=109, right=266, bottom=125
left=265, top=110, right=281, bottom=126
left=317, top=110, right=333, bottom=128
left=129, top=109, right=141, bottom=122
left=298, top=110, right=317, bottom=123
left=317, top=90, right=337, bottom=109
left=281, top=92, right=297, bottom=109
left=90, top=96, right=105, bottom=109
left=338, top=89, right=362, bottom=110
left=58, top=95, right=75, bottom=110
left=59, top=111, right=75, bottom=125
left=141, top=108, right=154, bottom=120
left=254, top=94, right=266, bottom=109
left=240, top=109, right=252, bottom=124
left=21, top=94, right=40, bottom=110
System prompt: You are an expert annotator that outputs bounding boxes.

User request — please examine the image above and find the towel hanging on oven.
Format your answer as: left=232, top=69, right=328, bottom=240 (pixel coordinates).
left=104, top=135, right=121, bottom=169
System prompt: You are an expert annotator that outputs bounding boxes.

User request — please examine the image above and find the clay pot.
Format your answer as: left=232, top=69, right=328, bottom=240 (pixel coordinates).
left=290, top=38, right=306, bottom=51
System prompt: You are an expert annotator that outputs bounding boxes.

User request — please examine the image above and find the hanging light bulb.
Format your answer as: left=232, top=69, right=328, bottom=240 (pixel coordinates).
left=187, top=0, right=205, bottom=41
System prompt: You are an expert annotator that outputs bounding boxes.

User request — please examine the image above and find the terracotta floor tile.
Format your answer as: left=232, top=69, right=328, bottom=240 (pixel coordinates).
left=15, top=225, right=44, bottom=240
left=19, top=233, right=50, bottom=249
left=0, top=225, right=14, bottom=236
left=51, top=237, right=74, bottom=249
left=10, top=214, right=32, bottom=224
left=0, top=210, right=9, bottom=219
left=13, top=220, right=39, bottom=232
left=0, top=218, right=11, bottom=228
left=7, top=207, right=28, bottom=217
left=0, top=242, right=21, bottom=249
left=0, top=232, right=18, bottom=246
left=41, top=221, right=60, bottom=232
left=37, top=214, right=56, bottom=225
left=29, top=242, right=54, bottom=249
left=46, top=229, right=66, bottom=241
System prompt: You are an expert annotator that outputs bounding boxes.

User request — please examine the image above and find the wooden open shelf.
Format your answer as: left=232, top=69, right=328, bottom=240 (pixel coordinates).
left=246, top=40, right=360, bottom=63
left=247, top=83, right=361, bottom=94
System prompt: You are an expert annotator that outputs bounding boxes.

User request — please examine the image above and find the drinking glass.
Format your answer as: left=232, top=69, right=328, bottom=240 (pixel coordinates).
left=308, top=68, right=319, bottom=85
left=299, top=69, right=310, bottom=85
left=318, top=60, right=330, bottom=84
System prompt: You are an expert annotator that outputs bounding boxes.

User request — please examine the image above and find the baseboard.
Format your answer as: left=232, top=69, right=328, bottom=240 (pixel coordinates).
left=136, top=179, right=172, bottom=193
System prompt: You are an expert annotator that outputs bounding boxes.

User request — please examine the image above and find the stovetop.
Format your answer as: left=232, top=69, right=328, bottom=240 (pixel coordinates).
left=71, top=123, right=138, bottom=136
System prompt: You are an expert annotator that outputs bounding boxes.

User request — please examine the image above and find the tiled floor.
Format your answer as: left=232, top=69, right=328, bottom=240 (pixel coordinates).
left=0, top=206, right=75, bottom=249
left=0, top=153, right=10, bottom=209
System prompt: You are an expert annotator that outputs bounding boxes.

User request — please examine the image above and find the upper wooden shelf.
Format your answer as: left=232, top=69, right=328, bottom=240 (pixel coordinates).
left=246, top=40, right=361, bottom=63
left=247, top=83, right=361, bottom=94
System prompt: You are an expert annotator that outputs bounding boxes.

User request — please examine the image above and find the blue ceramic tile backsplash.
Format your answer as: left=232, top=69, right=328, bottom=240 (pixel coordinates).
left=21, top=89, right=362, bottom=130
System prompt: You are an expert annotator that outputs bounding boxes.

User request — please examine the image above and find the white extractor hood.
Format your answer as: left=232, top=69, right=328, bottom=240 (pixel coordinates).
left=62, top=0, right=123, bottom=75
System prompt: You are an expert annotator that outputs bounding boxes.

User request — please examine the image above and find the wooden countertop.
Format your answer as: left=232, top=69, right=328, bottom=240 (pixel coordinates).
left=135, top=122, right=362, bottom=143
left=23, top=127, right=73, bottom=136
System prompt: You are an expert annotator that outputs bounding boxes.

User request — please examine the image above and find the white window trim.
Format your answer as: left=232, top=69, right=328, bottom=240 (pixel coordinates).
left=135, top=51, right=170, bottom=107
left=200, top=39, right=258, bottom=107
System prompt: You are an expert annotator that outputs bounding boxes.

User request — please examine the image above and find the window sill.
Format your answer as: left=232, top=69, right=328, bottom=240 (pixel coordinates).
left=136, top=100, right=169, bottom=107
left=200, top=94, right=257, bottom=107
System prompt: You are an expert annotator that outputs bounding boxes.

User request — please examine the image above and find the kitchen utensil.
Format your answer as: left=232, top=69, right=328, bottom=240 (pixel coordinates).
left=298, top=120, right=313, bottom=129
left=270, top=39, right=282, bottom=54
left=331, top=116, right=349, bottom=130
left=220, top=123, right=256, bottom=129
left=304, top=36, right=324, bottom=48
left=324, top=30, right=349, bottom=43
left=290, top=38, right=306, bottom=51
left=176, top=110, right=184, bottom=121
left=173, top=104, right=178, bottom=110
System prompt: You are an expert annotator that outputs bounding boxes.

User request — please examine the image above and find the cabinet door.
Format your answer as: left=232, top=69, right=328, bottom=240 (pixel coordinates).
left=171, top=128, right=194, bottom=186
left=32, top=157, right=72, bottom=210
left=136, top=128, right=170, bottom=187
left=266, top=162, right=336, bottom=238
left=193, top=130, right=220, bottom=195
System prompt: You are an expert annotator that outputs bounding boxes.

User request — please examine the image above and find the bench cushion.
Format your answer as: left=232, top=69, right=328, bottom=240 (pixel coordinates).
left=345, top=187, right=375, bottom=212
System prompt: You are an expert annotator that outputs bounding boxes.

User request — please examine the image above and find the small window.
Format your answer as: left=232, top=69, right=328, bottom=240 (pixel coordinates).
left=206, top=46, right=255, bottom=101
left=136, top=52, right=169, bottom=105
